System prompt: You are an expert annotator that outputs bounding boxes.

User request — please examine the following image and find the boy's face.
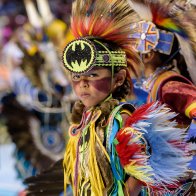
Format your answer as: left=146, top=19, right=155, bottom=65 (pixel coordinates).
left=71, top=67, right=113, bottom=108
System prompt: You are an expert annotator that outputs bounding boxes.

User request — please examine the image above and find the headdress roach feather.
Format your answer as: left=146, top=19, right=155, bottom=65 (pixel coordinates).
left=63, top=0, right=141, bottom=76
left=72, top=0, right=137, bottom=45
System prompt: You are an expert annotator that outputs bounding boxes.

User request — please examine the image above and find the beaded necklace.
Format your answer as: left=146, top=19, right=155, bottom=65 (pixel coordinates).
left=143, top=64, right=174, bottom=92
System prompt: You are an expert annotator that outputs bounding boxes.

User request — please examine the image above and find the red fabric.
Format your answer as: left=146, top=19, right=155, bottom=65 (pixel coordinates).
left=148, top=72, right=195, bottom=124
left=161, top=81, right=196, bottom=117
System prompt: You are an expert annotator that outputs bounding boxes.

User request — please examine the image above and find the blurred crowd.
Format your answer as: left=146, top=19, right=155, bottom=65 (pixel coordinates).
left=0, top=0, right=76, bottom=194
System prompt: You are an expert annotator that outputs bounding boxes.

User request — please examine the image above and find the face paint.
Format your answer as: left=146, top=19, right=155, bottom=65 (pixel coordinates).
left=72, top=76, right=111, bottom=93
left=89, top=77, right=111, bottom=93
left=71, top=67, right=113, bottom=108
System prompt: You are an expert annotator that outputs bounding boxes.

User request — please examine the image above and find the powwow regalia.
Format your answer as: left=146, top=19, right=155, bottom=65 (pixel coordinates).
left=61, top=0, right=192, bottom=195
left=128, top=0, right=196, bottom=105
left=128, top=0, right=196, bottom=194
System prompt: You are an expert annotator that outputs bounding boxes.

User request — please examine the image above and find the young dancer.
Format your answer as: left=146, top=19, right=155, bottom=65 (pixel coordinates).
left=62, top=0, right=192, bottom=195
left=128, top=0, right=196, bottom=194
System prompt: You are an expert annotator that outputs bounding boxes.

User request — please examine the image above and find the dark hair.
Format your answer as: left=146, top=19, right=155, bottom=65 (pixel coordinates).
left=88, top=37, right=120, bottom=51
left=157, top=29, right=192, bottom=81
left=112, top=67, right=132, bottom=100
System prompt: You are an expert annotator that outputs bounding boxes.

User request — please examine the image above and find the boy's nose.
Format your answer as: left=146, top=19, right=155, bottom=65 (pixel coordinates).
left=79, top=79, right=89, bottom=88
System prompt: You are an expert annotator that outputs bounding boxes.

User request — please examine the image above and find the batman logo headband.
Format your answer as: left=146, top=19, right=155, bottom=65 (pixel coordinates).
left=131, top=21, right=174, bottom=55
left=63, top=38, right=127, bottom=74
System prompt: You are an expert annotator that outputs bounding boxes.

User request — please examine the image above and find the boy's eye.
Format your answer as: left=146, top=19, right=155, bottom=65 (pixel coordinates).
left=72, top=75, right=81, bottom=81
left=71, top=73, right=99, bottom=81
left=88, top=73, right=97, bottom=78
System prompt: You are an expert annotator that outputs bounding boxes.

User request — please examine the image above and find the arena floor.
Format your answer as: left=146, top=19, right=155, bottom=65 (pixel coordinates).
left=0, top=143, right=25, bottom=196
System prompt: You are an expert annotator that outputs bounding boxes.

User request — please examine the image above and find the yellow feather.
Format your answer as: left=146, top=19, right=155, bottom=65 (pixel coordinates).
left=124, top=164, right=154, bottom=184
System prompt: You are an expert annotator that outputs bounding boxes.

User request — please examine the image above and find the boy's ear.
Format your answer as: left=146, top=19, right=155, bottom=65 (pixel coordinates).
left=114, top=69, right=126, bottom=87
left=142, top=51, right=155, bottom=64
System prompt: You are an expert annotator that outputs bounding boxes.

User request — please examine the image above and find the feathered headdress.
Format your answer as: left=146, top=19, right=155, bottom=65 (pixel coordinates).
left=128, top=0, right=196, bottom=84
left=62, top=0, right=141, bottom=76
left=24, top=0, right=68, bottom=41
left=24, top=0, right=43, bottom=29
left=24, top=0, right=54, bottom=28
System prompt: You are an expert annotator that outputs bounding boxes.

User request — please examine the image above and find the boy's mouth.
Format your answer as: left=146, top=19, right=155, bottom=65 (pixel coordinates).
left=80, top=93, right=90, bottom=98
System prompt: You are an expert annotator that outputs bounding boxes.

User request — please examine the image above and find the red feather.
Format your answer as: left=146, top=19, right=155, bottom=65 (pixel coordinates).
left=125, top=102, right=155, bottom=127
left=115, top=129, right=143, bottom=166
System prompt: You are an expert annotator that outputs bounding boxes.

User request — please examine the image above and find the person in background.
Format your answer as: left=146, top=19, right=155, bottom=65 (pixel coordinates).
left=128, top=0, right=196, bottom=194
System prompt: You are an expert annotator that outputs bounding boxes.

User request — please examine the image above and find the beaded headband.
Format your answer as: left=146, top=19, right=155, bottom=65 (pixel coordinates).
left=63, top=38, right=127, bottom=74
left=131, top=21, right=174, bottom=55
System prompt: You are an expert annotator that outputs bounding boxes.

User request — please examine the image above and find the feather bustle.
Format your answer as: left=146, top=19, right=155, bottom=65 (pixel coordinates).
left=114, top=102, right=191, bottom=191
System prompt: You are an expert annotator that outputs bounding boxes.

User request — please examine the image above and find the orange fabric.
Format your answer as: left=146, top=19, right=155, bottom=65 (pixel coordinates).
left=185, top=102, right=196, bottom=118
left=150, top=71, right=177, bottom=101
left=189, top=108, right=196, bottom=119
